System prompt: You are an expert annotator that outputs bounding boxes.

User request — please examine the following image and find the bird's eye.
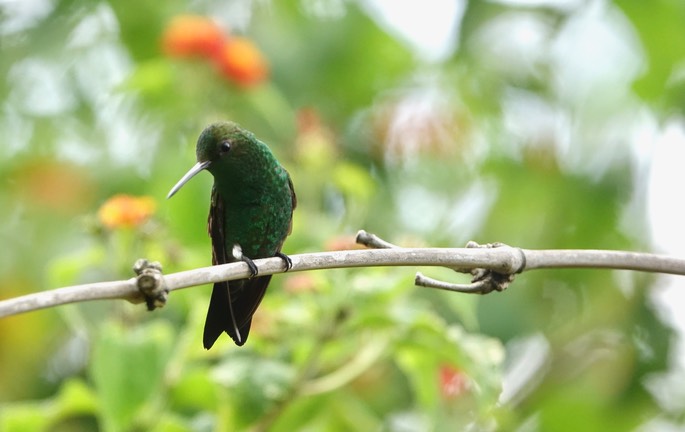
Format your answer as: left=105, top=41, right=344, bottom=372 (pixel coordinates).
left=219, top=141, right=231, bottom=154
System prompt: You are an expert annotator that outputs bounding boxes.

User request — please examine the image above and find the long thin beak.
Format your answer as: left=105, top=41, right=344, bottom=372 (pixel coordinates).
left=167, top=160, right=212, bottom=199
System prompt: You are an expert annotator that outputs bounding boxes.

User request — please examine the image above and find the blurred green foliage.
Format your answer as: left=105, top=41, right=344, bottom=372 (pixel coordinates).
left=1, top=0, right=684, bottom=431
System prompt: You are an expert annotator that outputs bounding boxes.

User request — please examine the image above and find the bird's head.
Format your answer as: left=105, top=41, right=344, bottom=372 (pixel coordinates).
left=167, top=121, right=255, bottom=199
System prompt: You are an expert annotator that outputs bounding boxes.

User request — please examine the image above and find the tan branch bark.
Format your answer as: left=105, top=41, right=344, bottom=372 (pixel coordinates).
left=1, top=233, right=683, bottom=319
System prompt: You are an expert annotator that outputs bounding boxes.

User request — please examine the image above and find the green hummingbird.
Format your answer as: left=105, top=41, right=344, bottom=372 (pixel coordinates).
left=167, top=121, right=296, bottom=349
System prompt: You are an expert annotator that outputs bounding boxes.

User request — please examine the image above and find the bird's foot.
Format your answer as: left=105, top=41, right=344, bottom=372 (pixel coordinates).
left=275, top=252, right=293, bottom=271
left=232, top=244, right=258, bottom=277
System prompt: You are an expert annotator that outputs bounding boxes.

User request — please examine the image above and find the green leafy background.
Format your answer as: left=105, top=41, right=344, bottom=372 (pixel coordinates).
left=1, top=0, right=684, bottom=431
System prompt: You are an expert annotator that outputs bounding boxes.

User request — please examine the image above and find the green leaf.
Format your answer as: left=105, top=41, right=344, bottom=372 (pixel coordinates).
left=90, top=320, right=174, bottom=432
left=615, top=0, right=685, bottom=107
left=169, top=367, right=216, bottom=412
left=53, top=378, right=98, bottom=420
left=333, top=161, right=376, bottom=201
left=211, top=352, right=295, bottom=428
left=0, top=379, right=97, bottom=431
left=0, top=403, right=50, bottom=432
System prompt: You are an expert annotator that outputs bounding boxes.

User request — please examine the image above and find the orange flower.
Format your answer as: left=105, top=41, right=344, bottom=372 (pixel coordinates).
left=213, top=37, right=269, bottom=87
left=98, top=194, right=156, bottom=229
left=161, top=15, right=224, bottom=58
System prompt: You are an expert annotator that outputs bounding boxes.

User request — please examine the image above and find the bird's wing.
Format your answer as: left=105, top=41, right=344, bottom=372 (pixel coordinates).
left=203, top=186, right=271, bottom=348
left=286, top=170, right=297, bottom=235
left=203, top=185, right=230, bottom=348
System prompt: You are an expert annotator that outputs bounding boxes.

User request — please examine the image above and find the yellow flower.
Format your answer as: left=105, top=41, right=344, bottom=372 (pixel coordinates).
left=98, top=194, right=156, bottom=229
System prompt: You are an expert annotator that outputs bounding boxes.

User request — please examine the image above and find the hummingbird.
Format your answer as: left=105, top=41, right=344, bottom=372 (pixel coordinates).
left=167, top=121, right=296, bottom=349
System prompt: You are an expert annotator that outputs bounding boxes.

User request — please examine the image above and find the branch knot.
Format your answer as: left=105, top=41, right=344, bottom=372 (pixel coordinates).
left=133, top=259, right=168, bottom=311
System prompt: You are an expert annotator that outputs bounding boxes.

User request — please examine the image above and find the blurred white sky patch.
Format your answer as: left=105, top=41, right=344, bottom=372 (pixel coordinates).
left=0, top=0, right=54, bottom=36
left=646, top=119, right=685, bottom=365
left=549, top=0, right=644, bottom=109
left=469, top=10, right=553, bottom=82
left=548, top=0, right=644, bottom=178
left=362, top=0, right=464, bottom=61
left=647, top=119, right=685, bottom=256
left=491, top=0, right=583, bottom=11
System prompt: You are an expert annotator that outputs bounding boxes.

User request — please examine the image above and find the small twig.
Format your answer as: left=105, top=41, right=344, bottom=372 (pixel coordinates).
left=355, top=230, right=399, bottom=249
left=357, top=230, right=524, bottom=293
left=415, top=272, right=497, bottom=294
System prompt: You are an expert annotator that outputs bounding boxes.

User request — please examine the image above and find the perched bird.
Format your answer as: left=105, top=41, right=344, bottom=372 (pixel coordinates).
left=167, top=122, right=296, bottom=349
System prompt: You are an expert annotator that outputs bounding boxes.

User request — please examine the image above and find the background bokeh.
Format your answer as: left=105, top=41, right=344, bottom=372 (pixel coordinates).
left=1, top=0, right=685, bottom=430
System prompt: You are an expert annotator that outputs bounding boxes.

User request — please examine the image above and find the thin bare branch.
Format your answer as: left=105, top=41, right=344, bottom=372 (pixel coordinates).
left=0, top=236, right=684, bottom=319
